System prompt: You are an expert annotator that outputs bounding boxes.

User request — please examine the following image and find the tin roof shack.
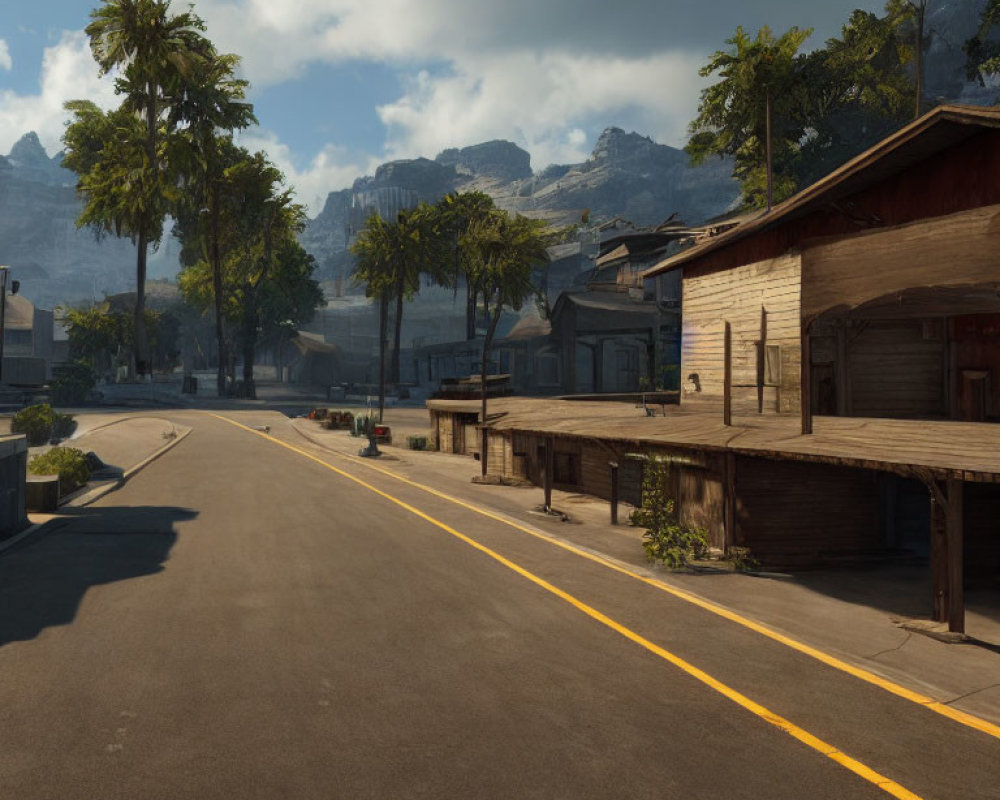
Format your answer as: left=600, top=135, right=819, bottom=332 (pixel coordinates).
left=638, top=103, right=1000, bottom=633
left=2, top=294, right=53, bottom=385
left=511, top=224, right=688, bottom=396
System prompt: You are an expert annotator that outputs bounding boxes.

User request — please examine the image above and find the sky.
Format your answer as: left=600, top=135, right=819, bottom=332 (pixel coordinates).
left=0, top=0, right=886, bottom=216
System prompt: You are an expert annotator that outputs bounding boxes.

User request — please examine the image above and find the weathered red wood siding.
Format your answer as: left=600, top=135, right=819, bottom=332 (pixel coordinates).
left=735, top=457, right=881, bottom=568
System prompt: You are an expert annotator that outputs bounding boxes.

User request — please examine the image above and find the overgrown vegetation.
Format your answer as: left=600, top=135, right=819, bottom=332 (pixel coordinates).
left=630, top=457, right=709, bottom=568
left=50, top=360, right=98, bottom=406
left=28, top=447, right=91, bottom=494
left=11, top=405, right=76, bottom=446
left=686, top=1, right=945, bottom=209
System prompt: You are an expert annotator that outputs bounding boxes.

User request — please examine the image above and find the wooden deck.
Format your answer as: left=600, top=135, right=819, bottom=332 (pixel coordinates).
left=444, top=397, right=1000, bottom=483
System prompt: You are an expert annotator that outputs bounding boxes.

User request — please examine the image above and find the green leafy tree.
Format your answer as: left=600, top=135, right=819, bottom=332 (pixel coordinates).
left=64, top=0, right=248, bottom=379
left=435, top=192, right=497, bottom=339
left=885, top=0, right=933, bottom=118
left=965, top=0, right=1000, bottom=91
left=351, top=213, right=398, bottom=421
left=687, top=26, right=813, bottom=209
left=465, top=210, right=549, bottom=474
left=794, top=10, right=911, bottom=185
left=178, top=151, right=313, bottom=398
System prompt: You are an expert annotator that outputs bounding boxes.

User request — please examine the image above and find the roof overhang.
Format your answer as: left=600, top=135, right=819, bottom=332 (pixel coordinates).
left=644, top=104, right=1000, bottom=278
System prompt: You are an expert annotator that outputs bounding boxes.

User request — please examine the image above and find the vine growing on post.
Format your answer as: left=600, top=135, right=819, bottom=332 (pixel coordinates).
left=630, top=456, right=708, bottom=568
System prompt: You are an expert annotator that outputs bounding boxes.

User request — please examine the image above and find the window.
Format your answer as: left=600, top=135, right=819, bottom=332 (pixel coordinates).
left=765, top=345, right=781, bottom=386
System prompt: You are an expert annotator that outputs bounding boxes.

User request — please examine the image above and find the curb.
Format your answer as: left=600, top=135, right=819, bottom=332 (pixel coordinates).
left=65, top=425, right=193, bottom=508
left=0, top=425, right=194, bottom=557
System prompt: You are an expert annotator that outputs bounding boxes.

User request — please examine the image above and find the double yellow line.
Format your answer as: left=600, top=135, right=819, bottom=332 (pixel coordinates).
left=207, top=412, right=961, bottom=798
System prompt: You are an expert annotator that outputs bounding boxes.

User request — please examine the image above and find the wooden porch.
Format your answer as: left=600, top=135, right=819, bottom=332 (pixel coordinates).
left=466, top=398, right=1000, bottom=635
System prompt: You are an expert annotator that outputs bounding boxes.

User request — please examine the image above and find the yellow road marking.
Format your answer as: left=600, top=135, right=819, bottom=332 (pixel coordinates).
left=208, top=411, right=924, bottom=800
left=276, top=417, right=1000, bottom=742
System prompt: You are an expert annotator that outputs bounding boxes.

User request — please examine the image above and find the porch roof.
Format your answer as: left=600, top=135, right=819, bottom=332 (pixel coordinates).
left=477, top=397, right=1000, bottom=483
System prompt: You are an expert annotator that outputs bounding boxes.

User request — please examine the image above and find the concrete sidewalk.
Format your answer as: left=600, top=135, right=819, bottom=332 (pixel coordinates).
left=0, top=412, right=192, bottom=552
left=287, top=411, right=1000, bottom=729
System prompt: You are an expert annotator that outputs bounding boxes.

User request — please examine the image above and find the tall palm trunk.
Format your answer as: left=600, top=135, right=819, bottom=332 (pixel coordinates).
left=378, top=292, right=389, bottom=423
left=391, top=270, right=405, bottom=385
left=242, top=299, right=258, bottom=399
left=135, top=83, right=157, bottom=378
left=210, top=185, right=226, bottom=398
left=134, top=227, right=149, bottom=379
left=466, top=281, right=477, bottom=340
left=479, top=301, right=502, bottom=478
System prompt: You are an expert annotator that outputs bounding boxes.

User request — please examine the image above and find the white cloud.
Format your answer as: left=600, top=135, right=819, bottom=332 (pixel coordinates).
left=0, top=31, right=117, bottom=156
left=237, top=129, right=374, bottom=215
left=0, top=40, right=12, bottom=72
left=376, top=50, right=709, bottom=169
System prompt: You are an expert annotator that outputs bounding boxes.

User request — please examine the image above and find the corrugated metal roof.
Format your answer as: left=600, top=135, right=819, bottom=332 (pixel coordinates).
left=645, top=104, right=1000, bottom=277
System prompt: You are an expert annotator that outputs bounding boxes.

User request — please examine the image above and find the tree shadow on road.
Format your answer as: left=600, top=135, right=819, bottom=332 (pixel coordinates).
left=0, top=505, right=197, bottom=647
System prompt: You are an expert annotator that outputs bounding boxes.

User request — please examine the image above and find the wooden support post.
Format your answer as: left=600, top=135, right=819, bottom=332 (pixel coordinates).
left=757, top=306, right=767, bottom=414
left=724, top=322, right=732, bottom=427
left=543, top=436, right=554, bottom=511
left=724, top=452, right=737, bottom=551
left=946, top=478, right=964, bottom=634
left=801, top=320, right=813, bottom=435
left=609, top=461, right=619, bottom=525
left=929, top=480, right=948, bottom=623
left=480, top=428, right=488, bottom=477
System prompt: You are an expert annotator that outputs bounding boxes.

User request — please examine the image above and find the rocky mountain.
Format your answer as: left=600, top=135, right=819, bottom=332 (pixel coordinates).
left=302, top=128, right=741, bottom=284
left=0, top=132, right=180, bottom=312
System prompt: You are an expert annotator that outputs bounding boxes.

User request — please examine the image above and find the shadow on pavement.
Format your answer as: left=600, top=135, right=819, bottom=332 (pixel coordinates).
left=0, top=505, right=197, bottom=647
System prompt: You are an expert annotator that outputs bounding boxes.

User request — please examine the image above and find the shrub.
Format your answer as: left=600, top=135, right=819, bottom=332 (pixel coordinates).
left=11, top=404, right=77, bottom=445
left=51, top=360, right=97, bottom=406
left=29, top=447, right=91, bottom=494
left=12, top=404, right=55, bottom=446
left=630, top=456, right=709, bottom=568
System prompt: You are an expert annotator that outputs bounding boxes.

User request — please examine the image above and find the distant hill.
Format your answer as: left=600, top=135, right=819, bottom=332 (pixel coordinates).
left=301, top=130, right=741, bottom=283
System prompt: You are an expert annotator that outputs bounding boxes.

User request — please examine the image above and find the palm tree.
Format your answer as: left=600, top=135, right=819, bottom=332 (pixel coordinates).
left=81, top=0, right=213, bottom=377
left=435, top=192, right=496, bottom=340
left=351, top=214, right=397, bottom=422
left=466, top=210, right=549, bottom=474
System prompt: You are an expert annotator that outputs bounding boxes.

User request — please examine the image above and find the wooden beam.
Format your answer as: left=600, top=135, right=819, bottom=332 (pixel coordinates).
left=801, top=320, right=813, bottom=435
left=946, top=477, right=965, bottom=634
left=724, top=321, right=733, bottom=427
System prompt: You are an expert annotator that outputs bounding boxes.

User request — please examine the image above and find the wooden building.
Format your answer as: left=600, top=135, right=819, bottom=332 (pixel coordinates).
left=461, top=105, right=1000, bottom=633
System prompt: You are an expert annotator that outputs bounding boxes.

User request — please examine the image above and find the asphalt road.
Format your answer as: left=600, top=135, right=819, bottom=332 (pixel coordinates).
left=0, top=410, right=997, bottom=799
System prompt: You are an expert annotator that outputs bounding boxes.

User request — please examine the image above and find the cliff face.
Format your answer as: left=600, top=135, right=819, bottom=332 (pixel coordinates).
left=303, top=128, right=741, bottom=284
left=0, top=133, right=179, bottom=310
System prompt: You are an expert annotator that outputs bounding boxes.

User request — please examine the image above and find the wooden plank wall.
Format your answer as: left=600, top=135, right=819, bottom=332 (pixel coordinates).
left=848, top=321, right=945, bottom=418
left=964, top=483, right=1000, bottom=585
left=682, top=253, right=802, bottom=414
left=678, top=457, right=726, bottom=550
left=801, top=205, right=1000, bottom=320
left=736, top=457, right=881, bottom=568
left=437, top=412, right=454, bottom=453
left=429, top=411, right=440, bottom=450
left=486, top=431, right=507, bottom=475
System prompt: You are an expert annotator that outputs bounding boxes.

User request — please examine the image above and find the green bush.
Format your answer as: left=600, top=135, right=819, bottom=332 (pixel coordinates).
left=28, top=447, right=91, bottom=494
left=13, top=404, right=53, bottom=446
left=630, top=456, right=709, bottom=568
left=51, top=361, right=97, bottom=406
